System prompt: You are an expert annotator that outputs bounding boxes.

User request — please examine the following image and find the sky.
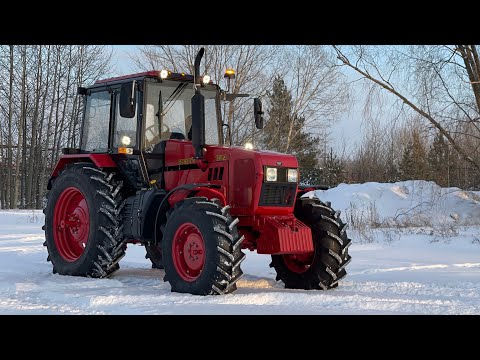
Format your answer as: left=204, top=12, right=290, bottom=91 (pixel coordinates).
left=112, top=45, right=365, bottom=154
left=113, top=45, right=138, bottom=74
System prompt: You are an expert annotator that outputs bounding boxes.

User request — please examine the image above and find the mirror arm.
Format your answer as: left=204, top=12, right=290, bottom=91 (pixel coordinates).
left=222, top=123, right=232, bottom=145
left=131, top=81, right=135, bottom=105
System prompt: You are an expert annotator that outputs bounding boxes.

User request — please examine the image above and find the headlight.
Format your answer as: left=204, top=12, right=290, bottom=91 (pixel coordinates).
left=244, top=142, right=254, bottom=150
left=288, top=168, right=298, bottom=183
left=202, top=75, right=211, bottom=84
left=121, top=135, right=131, bottom=146
left=265, top=167, right=277, bottom=182
left=160, top=70, right=169, bottom=79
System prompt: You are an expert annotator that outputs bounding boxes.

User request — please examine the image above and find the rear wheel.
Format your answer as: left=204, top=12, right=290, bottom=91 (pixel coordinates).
left=162, top=197, right=245, bottom=295
left=43, top=163, right=127, bottom=278
left=271, top=197, right=352, bottom=290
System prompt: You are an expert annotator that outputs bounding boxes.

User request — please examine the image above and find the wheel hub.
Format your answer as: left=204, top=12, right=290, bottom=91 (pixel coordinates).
left=53, top=187, right=90, bottom=262
left=183, top=236, right=205, bottom=270
left=172, top=223, right=206, bottom=282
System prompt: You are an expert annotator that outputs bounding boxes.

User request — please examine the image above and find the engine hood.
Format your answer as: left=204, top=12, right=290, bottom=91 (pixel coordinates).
left=210, top=145, right=298, bottom=169
left=251, top=149, right=298, bottom=168
left=201, top=144, right=299, bottom=216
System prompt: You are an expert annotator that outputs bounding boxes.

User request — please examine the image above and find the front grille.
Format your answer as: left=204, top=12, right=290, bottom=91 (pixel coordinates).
left=259, top=183, right=297, bottom=207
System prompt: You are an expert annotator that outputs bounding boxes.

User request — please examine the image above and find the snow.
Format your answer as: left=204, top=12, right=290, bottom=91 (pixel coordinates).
left=309, top=180, right=480, bottom=228
left=0, top=180, right=479, bottom=314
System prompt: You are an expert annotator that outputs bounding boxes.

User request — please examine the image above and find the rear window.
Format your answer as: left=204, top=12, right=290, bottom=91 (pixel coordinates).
left=82, top=91, right=111, bottom=152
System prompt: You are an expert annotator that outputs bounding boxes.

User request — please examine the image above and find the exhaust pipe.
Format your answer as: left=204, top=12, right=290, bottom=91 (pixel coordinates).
left=192, top=47, right=206, bottom=161
left=194, top=47, right=205, bottom=88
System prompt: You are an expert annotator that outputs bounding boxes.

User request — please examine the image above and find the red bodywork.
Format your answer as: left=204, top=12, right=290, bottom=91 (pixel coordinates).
left=51, top=154, right=116, bottom=177
left=162, top=140, right=313, bottom=254
left=52, top=140, right=314, bottom=255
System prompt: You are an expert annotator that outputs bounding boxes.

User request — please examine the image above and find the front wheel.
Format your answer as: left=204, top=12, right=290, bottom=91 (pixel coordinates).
left=271, top=197, right=352, bottom=290
left=162, top=198, right=245, bottom=295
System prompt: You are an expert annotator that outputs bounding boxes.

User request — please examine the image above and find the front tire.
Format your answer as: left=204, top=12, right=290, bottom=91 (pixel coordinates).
left=271, top=197, right=352, bottom=290
left=44, top=163, right=127, bottom=278
left=162, top=198, right=245, bottom=295
left=145, top=242, right=164, bottom=269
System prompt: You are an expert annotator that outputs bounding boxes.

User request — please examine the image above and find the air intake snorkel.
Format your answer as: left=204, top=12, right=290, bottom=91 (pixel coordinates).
left=191, top=48, right=206, bottom=160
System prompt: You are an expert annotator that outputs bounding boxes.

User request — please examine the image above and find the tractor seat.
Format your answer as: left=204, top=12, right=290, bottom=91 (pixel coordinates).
left=169, top=132, right=185, bottom=140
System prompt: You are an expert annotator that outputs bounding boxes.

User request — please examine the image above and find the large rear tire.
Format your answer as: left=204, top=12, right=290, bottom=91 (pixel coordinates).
left=43, top=163, right=127, bottom=278
left=162, top=197, right=245, bottom=295
left=271, top=197, right=352, bottom=290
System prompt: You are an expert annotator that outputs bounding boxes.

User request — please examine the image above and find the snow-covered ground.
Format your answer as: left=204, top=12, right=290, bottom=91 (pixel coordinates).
left=1, top=180, right=479, bottom=314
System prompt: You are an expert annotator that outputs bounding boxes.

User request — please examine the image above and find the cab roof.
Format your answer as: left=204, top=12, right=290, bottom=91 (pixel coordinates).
left=95, top=70, right=195, bottom=85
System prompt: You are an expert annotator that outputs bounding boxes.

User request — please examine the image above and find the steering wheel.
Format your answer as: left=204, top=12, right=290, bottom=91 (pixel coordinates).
left=145, top=123, right=170, bottom=146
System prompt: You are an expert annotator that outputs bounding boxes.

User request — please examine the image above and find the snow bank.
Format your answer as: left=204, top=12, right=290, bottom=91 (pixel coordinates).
left=309, top=180, right=480, bottom=228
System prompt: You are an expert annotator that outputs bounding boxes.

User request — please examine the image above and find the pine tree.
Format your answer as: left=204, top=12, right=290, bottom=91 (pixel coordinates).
left=400, top=141, right=414, bottom=180
left=262, top=76, right=322, bottom=185
left=411, top=131, right=427, bottom=179
left=427, top=133, right=449, bottom=187
left=321, top=147, right=345, bottom=186
left=400, top=130, right=427, bottom=180
left=383, top=142, right=401, bottom=182
left=262, top=76, right=292, bottom=152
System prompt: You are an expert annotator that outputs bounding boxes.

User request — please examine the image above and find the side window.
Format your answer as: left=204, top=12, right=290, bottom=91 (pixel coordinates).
left=205, top=97, right=218, bottom=145
left=82, top=91, right=111, bottom=152
left=114, top=92, right=137, bottom=147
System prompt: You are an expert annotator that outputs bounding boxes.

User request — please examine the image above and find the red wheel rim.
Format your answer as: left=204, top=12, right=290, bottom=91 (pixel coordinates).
left=283, top=253, right=314, bottom=274
left=172, top=223, right=205, bottom=282
left=53, top=187, right=90, bottom=262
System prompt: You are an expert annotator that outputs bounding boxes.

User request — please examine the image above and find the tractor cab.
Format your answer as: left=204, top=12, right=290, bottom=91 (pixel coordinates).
left=83, top=71, right=223, bottom=152
left=77, top=71, right=224, bottom=187
left=74, top=65, right=260, bottom=191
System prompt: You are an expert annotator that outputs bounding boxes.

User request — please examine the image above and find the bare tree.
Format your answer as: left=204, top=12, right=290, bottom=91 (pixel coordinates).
left=0, top=45, right=113, bottom=209
left=333, top=45, right=480, bottom=175
left=133, top=45, right=350, bottom=152
left=279, top=46, right=350, bottom=150
left=132, top=45, right=280, bottom=145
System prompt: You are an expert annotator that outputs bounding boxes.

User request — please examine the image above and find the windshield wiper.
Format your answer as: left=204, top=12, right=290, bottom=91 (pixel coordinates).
left=161, top=83, right=188, bottom=117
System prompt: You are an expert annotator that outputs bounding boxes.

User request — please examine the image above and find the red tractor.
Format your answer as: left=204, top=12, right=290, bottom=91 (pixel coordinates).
left=43, top=48, right=351, bottom=295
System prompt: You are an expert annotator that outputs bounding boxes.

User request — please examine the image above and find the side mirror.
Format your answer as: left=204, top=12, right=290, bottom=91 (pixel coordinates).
left=254, top=98, right=264, bottom=129
left=119, top=81, right=137, bottom=118
left=77, top=87, right=87, bottom=96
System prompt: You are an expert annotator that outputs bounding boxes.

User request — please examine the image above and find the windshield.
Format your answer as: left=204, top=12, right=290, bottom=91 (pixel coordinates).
left=144, top=81, right=220, bottom=152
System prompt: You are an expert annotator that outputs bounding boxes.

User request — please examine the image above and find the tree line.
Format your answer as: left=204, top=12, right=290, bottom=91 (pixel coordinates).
left=1, top=45, right=479, bottom=209
left=331, top=45, right=480, bottom=189
left=325, top=119, right=480, bottom=189
left=0, top=45, right=112, bottom=209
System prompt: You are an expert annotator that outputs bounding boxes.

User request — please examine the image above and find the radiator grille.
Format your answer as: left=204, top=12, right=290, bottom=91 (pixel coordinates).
left=259, top=183, right=296, bottom=207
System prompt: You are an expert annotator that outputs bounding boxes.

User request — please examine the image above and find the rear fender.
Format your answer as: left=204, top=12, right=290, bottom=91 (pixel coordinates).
left=48, top=154, right=117, bottom=190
